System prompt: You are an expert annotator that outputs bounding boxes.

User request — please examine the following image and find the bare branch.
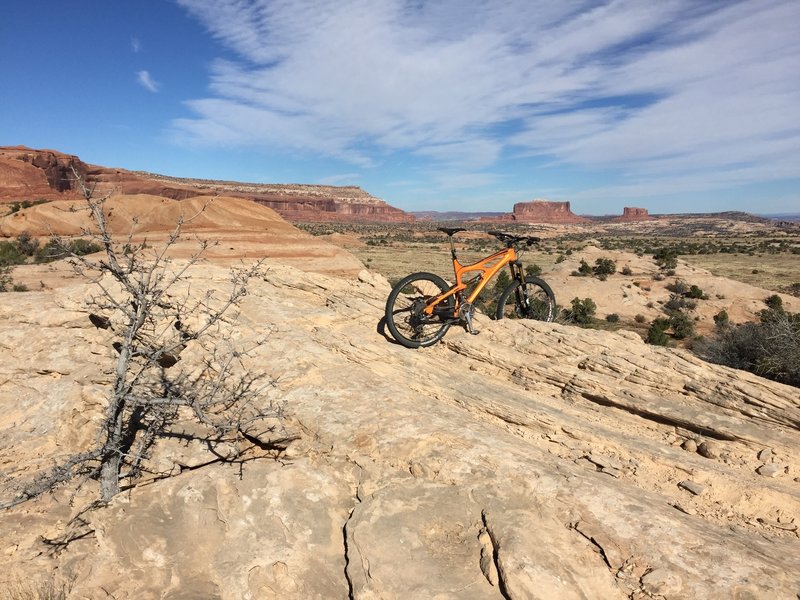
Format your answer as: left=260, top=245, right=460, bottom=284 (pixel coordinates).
left=2, top=171, right=284, bottom=510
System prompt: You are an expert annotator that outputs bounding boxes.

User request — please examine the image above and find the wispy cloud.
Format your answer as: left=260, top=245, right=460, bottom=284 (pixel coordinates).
left=137, top=70, right=160, bottom=93
left=174, top=0, right=800, bottom=200
left=317, top=173, right=360, bottom=185
left=131, top=37, right=141, bottom=53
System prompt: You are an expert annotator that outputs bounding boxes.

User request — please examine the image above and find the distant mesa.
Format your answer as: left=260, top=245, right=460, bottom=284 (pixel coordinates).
left=481, top=199, right=590, bottom=224
left=513, top=200, right=590, bottom=223
left=479, top=201, right=656, bottom=224
left=0, top=146, right=414, bottom=223
left=613, top=207, right=653, bottom=222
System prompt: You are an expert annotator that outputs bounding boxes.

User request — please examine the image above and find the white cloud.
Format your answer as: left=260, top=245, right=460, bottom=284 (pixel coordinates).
left=137, top=70, right=160, bottom=93
left=131, top=37, right=141, bottom=53
left=174, top=0, right=800, bottom=199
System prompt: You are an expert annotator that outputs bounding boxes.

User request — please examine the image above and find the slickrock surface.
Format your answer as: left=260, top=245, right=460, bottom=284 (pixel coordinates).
left=1, top=253, right=799, bottom=598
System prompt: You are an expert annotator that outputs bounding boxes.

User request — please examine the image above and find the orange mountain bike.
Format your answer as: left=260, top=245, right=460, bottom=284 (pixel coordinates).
left=385, top=228, right=556, bottom=348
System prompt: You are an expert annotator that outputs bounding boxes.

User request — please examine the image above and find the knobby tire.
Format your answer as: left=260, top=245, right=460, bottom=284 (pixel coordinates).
left=385, top=272, right=454, bottom=348
left=495, top=277, right=556, bottom=322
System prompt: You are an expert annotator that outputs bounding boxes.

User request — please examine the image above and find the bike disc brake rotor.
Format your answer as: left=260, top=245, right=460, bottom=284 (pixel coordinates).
left=458, top=302, right=475, bottom=320
left=518, top=290, right=535, bottom=317
left=408, top=297, right=433, bottom=333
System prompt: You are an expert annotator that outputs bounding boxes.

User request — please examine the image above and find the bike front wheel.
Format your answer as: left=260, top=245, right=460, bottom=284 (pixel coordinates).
left=385, top=272, right=454, bottom=348
left=495, top=277, right=556, bottom=322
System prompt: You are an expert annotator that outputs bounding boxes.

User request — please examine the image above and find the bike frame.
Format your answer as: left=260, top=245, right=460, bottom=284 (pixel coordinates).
left=423, top=239, right=521, bottom=317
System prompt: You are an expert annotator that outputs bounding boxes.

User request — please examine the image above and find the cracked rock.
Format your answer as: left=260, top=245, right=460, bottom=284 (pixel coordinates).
left=756, top=464, right=784, bottom=478
left=641, top=567, right=683, bottom=596
left=678, top=480, right=706, bottom=496
left=757, top=448, right=773, bottom=462
left=697, top=440, right=720, bottom=459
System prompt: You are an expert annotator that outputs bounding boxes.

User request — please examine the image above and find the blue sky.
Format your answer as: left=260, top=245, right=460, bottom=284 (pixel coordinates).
left=2, top=1, right=799, bottom=214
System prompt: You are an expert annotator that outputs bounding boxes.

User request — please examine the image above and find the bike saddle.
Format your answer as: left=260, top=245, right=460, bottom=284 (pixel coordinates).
left=438, top=227, right=466, bottom=236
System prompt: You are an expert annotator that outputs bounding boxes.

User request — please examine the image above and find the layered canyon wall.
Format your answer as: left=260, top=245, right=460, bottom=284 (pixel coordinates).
left=0, top=146, right=413, bottom=223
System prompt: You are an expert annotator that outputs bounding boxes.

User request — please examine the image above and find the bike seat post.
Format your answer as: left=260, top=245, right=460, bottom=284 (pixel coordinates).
left=448, top=234, right=458, bottom=261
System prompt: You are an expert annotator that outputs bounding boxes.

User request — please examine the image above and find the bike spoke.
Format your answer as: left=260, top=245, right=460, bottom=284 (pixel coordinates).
left=389, top=282, right=451, bottom=343
left=498, top=280, right=555, bottom=321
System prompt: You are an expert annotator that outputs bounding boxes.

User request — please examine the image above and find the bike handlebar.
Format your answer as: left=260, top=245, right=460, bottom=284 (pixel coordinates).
left=438, top=227, right=541, bottom=247
left=487, top=231, right=541, bottom=246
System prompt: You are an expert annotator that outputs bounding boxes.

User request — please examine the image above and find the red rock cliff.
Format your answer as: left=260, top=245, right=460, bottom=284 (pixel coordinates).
left=614, top=207, right=653, bottom=222
left=511, top=199, right=589, bottom=223
left=0, top=146, right=414, bottom=223
left=0, top=146, right=89, bottom=199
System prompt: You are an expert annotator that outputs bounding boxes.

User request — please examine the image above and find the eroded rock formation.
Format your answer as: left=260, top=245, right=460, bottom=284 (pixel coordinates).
left=481, top=199, right=590, bottom=224
left=0, top=146, right=413, bottom=223
left=0, top=146, right=88, bottom=199
left=614, top=207, right=653, bottom=221
left=513, top=199, right=589, bottom=223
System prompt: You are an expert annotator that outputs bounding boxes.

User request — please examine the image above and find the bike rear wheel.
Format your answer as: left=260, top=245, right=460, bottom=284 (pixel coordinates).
left=385, top=272, right=454, bottom=348
left=495, top=277, right=556, bottom=322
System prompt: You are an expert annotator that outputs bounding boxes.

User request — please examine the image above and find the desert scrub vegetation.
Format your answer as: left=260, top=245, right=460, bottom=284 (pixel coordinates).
left=666, top=279, right=708, bottom=299
left=0, top=232, right=101, bottom=266
left=646, top=279, right=703, bottom=345
left=0, top=265, right=18, bottom=292
left=525, top=263, right=542, bottom=277
left=0, top=234, right=35, bottom=291
left=780, top=282, right=800, bottom=297
left=1, top=231, right=104, bottom=291
left=700, top=300, right=800, bottom=388
left=571, top=257, right=616, bottom=280
left=599, top=232, right=800, bottom=258
left=592, top=257, right=616, bottom=279
left=561, top=297, right=597, bottom=325
left=646, top=318, right=671, bottom=346
left=713, top=309, right=730, bottom=328
left=653, top=247, right=678, bottom=271
left=5, top=198, right=50, bottom=215
left=571, top=259, right=593, bottom=277
left=662, top=280, right=709, bottom=314
left=645, top=310, right=695, bottom=346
